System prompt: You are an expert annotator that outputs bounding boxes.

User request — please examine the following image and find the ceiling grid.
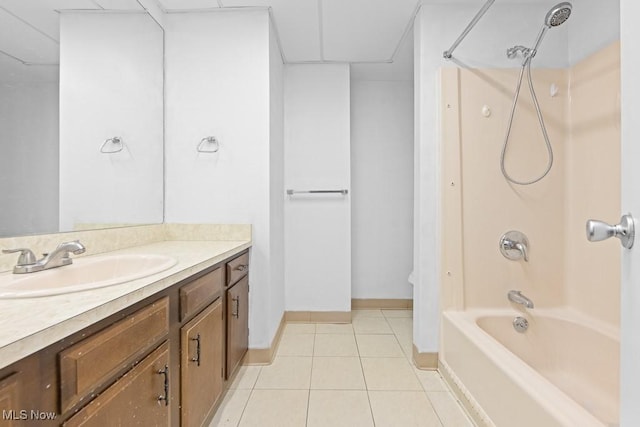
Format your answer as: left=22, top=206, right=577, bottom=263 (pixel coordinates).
left=0, top=0, right=418, bottom=78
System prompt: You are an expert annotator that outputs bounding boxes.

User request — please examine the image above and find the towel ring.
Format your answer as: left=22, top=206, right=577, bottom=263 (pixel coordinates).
left=100, top=137, right=124, bottom=154
left=198, top=136, right=220, bottom=153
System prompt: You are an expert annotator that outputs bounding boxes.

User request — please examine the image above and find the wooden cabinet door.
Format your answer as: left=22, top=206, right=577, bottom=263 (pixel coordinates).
left=180, top=299, right=223, bottom=427
left=226, top=276, right=249, bottom=378
left=63, top=342, right=170, bottom=427
left=0, top=373, right=22, bottom=427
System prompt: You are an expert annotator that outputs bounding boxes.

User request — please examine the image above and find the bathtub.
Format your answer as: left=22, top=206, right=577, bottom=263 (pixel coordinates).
left=441, top=309, right=619, bottom=427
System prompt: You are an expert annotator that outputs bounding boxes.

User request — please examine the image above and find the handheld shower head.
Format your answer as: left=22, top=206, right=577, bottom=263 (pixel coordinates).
left=525, top=2, right=572, bottom=63
left=545, top=2, right=572, bottom=27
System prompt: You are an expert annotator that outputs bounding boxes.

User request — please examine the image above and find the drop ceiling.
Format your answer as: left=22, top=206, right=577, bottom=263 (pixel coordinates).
left=155, top=0, right=420, bottom=64
left=0, top=0, right=418, bottom=74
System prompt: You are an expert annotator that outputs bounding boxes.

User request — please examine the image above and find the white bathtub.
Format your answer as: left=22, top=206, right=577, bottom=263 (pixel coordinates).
left=441, top=309, right=619, bottom=427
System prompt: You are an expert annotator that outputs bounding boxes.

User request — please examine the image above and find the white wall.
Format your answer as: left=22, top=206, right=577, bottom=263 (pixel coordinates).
left=268, top=18, right=285, bottom=337
left=59, top=12, right=163, bottom=230
left=350, top=79, right=414, bottom=299
left=165, top=10, right=283, bottom=348
left=0, top=81, right=59, bottom=237
left=284, top=64, right=351, bottom=312
left=568, top=0, right=620, bottom=65
left=620, top=0, right=639, bottom=424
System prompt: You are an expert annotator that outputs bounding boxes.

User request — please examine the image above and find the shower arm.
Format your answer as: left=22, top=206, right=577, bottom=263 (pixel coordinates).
left=443, top=0, right=495, bottom=60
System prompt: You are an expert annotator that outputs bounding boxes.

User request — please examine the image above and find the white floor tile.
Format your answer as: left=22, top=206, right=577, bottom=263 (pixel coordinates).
left=315, top=323, right=354, bottom=334
left=369, top=391, right=443, bottom=427
left=253, top=356, right=312, bottom=389
left=311, top=357, right=366, bottom=390
left=352, top=317, right=393, bottom=334
left=208, top=388, right=251, bottom=427
left=427, top=391, right=475, bottom=427
left=361, top=357, right=422, bottom=391
left=314, top=333, right=358, bottom=357
left=307, top=390, right=374, bottom=427
left=238, top=390, right=308, bottom=427
left=276, top=333, right=314, bottom=356
left=356, top=334, right=405, bottom=358
left=229, top=365, right=262, bottom=390
left=414, top=369, right=449, bottom=392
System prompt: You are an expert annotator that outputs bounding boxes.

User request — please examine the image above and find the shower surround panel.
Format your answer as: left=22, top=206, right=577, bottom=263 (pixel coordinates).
left=440, top=42, right=621, bottom=426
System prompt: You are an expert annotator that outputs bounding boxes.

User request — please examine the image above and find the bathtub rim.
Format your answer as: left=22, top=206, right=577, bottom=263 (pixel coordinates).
left=442, top=308, right=617, bottom=427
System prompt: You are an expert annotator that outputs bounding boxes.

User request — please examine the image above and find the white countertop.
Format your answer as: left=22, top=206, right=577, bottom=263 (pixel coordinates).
left=0, top=240, right=251, bottom=368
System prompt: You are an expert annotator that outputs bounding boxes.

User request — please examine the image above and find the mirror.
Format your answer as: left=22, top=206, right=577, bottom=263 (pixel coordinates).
left=0, top=1, right=164, bottom=238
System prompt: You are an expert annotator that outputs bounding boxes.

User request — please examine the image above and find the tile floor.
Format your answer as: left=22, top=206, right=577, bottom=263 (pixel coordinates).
left=210, top=309, right=475, bottom=427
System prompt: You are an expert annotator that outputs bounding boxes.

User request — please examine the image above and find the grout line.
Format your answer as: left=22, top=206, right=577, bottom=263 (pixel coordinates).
left=234, top=387, right=254, bottom=427
left=354, top=324, right=378, bottom=426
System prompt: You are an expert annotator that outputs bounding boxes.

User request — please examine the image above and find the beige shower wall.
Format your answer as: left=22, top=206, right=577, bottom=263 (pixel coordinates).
left=565, top=42, right=620, bottom=327
left=441, top=42, right=620, bottom=323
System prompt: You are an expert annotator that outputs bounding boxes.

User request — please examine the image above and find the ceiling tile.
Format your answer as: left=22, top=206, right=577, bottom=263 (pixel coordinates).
left=269, top=0, right=320, bottom=62
left=158, top=0, right=220, bottom=10
left=219, top=0, right=269, bottom=6
left=350, top=30, right=413, bottom=81
left=212, top=0, right=322, bottom=62
left=94, top=0, right=145, bottom=10
left=322, top=0, right=418, bottom=62
left=0, top=8, right=59, bottom=63
left=0, top=0, right=100, bottom=41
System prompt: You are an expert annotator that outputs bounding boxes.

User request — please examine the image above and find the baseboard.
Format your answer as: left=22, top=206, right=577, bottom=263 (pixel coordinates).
left=284, top=311, right=351, bottom=323
left=243, top=313, right=286, bottom=365
left=412, top=345, right=438, bottom=370
left=351, top=298, right=413, bottom=310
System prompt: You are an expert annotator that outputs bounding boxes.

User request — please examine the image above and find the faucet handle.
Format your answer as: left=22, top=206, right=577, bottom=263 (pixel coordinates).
left=499, top=231, right=529, bottom=262
left=2, top=248, right=37, bottom=266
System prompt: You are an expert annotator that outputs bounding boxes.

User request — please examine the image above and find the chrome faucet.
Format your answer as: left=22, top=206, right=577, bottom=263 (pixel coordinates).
left=2, top=241, right=86, bottom=274
left=508, top=290, right=534, bottom=309
left=499, top=231, right=529, bottom=262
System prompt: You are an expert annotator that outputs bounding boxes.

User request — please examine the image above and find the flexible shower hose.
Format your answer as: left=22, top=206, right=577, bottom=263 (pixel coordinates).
left=500, top=57, right=554, bottom=185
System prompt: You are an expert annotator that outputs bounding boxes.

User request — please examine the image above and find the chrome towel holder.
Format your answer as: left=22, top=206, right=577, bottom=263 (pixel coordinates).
left=286, top=189, right=349, bottom=196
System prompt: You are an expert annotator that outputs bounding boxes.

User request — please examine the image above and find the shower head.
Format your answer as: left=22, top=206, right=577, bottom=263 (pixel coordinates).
left=522, top=2, right=572, bottom=63
left=545, top=2, right=572, bottom=27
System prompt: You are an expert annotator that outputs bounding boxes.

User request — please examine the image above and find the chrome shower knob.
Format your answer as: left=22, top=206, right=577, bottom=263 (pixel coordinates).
left=499, top=231, right=529, bottom=262
left=586, top=214, right=635, bottom=249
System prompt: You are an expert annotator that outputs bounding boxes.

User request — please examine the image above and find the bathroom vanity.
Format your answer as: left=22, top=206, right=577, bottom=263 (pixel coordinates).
left=0, top=239, right=250, bottom=427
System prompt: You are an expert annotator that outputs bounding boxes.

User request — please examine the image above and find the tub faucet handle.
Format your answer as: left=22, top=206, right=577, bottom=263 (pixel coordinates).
left=499, top=231, right=529, bottom=262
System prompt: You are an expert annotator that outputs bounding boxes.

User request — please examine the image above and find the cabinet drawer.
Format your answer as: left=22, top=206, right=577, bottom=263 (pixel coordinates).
left=180, top=267, right=223, bottom=321
left=63, top=342, right=170, bottom=427
left=59, top=297, right=169, bottom=414
left=226, top=252, right=249, bottom=286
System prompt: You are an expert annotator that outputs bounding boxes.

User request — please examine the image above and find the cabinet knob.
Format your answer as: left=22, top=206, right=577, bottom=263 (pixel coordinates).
left=236, top=264, right=248, bottom=272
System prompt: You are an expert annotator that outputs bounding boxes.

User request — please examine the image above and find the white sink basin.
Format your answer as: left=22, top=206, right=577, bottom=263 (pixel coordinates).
left=0, top=254, right=177, bottom=299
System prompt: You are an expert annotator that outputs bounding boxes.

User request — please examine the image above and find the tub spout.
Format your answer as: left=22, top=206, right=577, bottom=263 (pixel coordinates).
left=508, top=290, right=534, bottom=309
